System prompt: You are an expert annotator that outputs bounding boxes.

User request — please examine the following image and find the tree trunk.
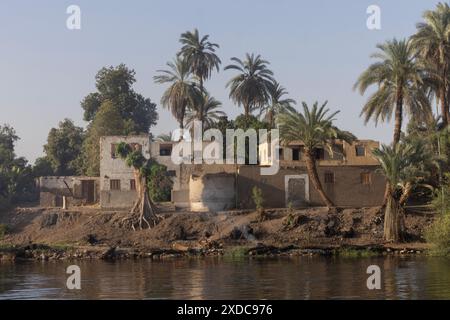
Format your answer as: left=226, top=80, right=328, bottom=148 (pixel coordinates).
left=383, top=192, right=404, bottom=242
left=399, top=182, right=412, bottom=207
left=123, top=170, right=160, bottom=230
left=393, top=90, right=403, bottom=146
left=305, top=149, right=334, bottom=208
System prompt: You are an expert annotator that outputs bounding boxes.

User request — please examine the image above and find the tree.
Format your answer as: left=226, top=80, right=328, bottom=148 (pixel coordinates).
left=155, top=132, right=173, bottom=142
left=277, top=102, right=355, bottom=208
left=260, top=81, right=296, bottom=128
left=43, top=119, right=84, bottom=175
left=225, top=53, right=275, bottom=118
left=81, top=64, right=158, bottom=133
left=32, top=157, right=54, bottom=177
left=116, top=142, right=161, bottom=230
left=354, top=38, right=431, bottom=146
left=372, top=139, right=430, bottom=242
left=178, top=28, right=221, bottom=120
left=411, top=2, right=450, bottom=126
left=185, top=93, right=225, bottom=130
left=81, top=101, right=126, bottom=176
left=154, top=57, right=201, bottom=130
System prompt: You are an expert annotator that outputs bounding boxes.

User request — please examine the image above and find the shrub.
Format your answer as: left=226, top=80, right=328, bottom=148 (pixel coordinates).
left=252, top=186, right=266, bottom=221
left=0, top=224, right=8, bottom=240
left=425, top=213, right=450, bottom=256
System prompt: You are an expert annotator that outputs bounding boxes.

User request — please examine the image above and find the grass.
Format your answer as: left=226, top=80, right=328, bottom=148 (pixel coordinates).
left=223, top=246, right=249, bottom=258
left=336, top=248, right=380, bottom=258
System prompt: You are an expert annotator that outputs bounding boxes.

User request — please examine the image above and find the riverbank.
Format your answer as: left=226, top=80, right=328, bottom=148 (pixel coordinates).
left=0, top=206, right=434, bottom=261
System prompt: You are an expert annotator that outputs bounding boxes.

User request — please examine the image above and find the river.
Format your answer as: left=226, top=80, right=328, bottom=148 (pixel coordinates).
left=1, top=256, right=450, bottom=299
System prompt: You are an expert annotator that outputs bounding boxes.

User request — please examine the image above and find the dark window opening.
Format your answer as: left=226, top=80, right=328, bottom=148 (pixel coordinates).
left=361, top=172, right=372, bottom=185
left=292, top=147, right=301, bottom=161
left=111, top=143, right=118, bottom=159
left=160, top=144, right=172, bottom=156
left=110, top=179, right=121, bottom=190
left=130, top=179, right=136, bottom=190
left=166, top=170, right=176, bottom=177
left=315, top=148, right=325, bottom=160
left=324, top=172, right=334, bottom=184
left=278, top=148, right=284, bottom=160
left=356, top=145, right=366, bottom=157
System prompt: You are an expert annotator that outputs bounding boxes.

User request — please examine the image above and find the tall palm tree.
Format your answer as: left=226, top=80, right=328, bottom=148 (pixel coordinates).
left=178, top=29, right=221, bottom=121
left=154, top=57, right=200, bottom=130
left=354, top=38, right=431, bottom=146
left=155, top=132, right=173, bottom=142
left=277, top=101, right=355, bottom=208
left=260, top=81, right=296, bottom=128
left=411, top=2, right=450, bottom=126
left=225, top=53, right=275, bottom=118
left=185, top=93, right=225, bottom=130
left=372, top=140, right=429, bottom=242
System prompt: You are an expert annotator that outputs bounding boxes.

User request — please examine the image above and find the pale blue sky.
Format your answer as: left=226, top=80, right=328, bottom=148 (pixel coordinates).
left=0, top=0, right=445, bottom=163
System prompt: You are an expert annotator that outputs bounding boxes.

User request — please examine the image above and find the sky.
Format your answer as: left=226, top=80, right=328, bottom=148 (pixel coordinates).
left=0, top=0, right=446, bottom=163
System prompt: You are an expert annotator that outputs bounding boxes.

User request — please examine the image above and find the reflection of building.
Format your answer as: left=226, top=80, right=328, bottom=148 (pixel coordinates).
left=38, top=135, right=386, bottom=211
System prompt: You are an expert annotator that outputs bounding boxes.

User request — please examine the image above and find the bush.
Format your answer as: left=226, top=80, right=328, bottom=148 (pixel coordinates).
left=252, top=186, right=266, bottom=221
left=425, top=214, right=450, bottom=256
left=146, top=160, right=173, bottom=202
left=0, top=224, right=9, bottom=240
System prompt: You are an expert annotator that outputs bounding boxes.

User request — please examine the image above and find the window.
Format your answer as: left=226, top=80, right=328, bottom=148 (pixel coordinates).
left=166, top=170, right=176, bottom=177
left=160, top=144, right=172, bottom=156
left=315, top=148, right=325, bottom=160
left=361, top=172, right=372, bottom=185
left=278, top=148, right=284, bottom=160
left=324, top=172, right=335, bottom=184
left=356, top=145, right=366, bottom=157
left=111, top=143, right=118, bottom=159
left=292, top=147, right=301, bottom=161
left=110, top=179, right=121, bottom=190
left=130, top=179, right=136, bottom=190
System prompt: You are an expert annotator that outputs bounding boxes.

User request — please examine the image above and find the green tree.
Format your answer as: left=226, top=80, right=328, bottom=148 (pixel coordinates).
left=185, top=93, right=225, bottom=130
left=154, top=57, right=200, bottom=130
left=43, top=119, right=84, bottom=175
left=225, top=53, right=275, bottom=118
left=411, top=2, right=450, bottom=126
left=372, top=140, right=430, bottom=242
left=178, top=28, right=221, bottom=114
left=81, top=64, right=158, bottom=133
left=32, top=157, right=54, bottom=177
left=354, top=38, right=431, bottom=146
left=260, top=81, right=296, bottom=128
left=147, top=160, right=173, bottom=202
left=116, top=143, right=161, bottom=230
left=81, top=101, right=126, bottom=176
left=277, top=102, right=355, bottom=208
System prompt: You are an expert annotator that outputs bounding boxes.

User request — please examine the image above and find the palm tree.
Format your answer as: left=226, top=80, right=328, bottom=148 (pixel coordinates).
left=372, top=140, right=429, bottom=242
left=154, top=57, right=200, bottom=130
left=277, top=101, right=355, bottom=208
left=155, top=132, right=173, bottom=142
left=225, top=53, right=275, bottom=118
left=411, top=3, right=450, bottom=126
left=185, top=93, right=225, bottom=130
left=260, top=81, right=296, bottom=128
left=178, top=29, right=221, bottom=120
left=354, top=38, right=431, bottom=146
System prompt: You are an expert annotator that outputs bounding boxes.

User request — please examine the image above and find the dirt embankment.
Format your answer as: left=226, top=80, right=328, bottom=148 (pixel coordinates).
left=0, top=206, right=434, bottom=260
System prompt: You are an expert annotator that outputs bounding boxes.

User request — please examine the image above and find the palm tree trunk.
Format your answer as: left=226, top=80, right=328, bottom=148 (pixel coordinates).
left=384, top=190, right=404, bottom=242
left=305, top=149, right=334, bottom=208
left=399, top=182, right=412, bottom=206
left=442, top=86, right=449, bottom=127
left=393, top=90, right=403, bottom=146
left=199, top=77, right=204, bottom=122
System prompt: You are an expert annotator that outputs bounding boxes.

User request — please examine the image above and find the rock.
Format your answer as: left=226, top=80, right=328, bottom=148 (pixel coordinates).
left=84, top=234, right=98, bottom=245
left=101, top=247, right=116, bottom=260
left=341, top=227, right=355, bottom=238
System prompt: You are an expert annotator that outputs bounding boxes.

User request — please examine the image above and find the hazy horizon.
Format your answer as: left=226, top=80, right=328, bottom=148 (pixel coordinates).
left=0, top=0, right=444, bottom=163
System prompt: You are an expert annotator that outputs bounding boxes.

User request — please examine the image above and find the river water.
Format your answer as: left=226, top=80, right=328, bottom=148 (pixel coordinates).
left=0, top=256, right=450, bottom=299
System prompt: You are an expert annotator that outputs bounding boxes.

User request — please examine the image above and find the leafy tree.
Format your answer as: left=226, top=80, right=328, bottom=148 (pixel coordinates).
left=81, top=101, right=126, bottom=176
left=43, top=119, right=84, bottom=175
left=147, top=160, right=173, bottom=202
left=411, top=2, right=450, bottom=126
left=178, top=28, right=221, bottom=120
left=32, top=157, right=54, bottom=177
left=354, top=38, right=431, bottom=146
left=185, top=93, right=225, bottom=130
left=116, top=142, right=161, bottom=230
left=278, top=102, right=355, bottom=208
left=81, top=64, right=158, bottom=133
left=225, top=53, right=275, bottom=118
left=260, top=81, right=296, bottom=128
left=155, top=132, right=173, bottom=142
left=372, top=139, right=430, bottom=242
left=154, top=57, right=200, bottom=130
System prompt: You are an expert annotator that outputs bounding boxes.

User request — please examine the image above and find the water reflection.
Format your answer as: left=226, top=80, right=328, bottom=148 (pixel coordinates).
left=0, top=256, right=450, bottom=299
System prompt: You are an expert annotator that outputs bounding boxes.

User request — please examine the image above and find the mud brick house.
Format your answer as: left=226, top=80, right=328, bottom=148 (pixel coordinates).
left=38, top=176, right=99, bottom=207
left=38, top=135, right=385, bottom=211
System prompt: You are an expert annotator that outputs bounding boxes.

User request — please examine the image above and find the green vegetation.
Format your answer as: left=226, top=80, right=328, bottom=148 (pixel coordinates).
left=336, top=248, right=380, bottom=258
left=0, top=224, right=9, bottom=240
left=223, top=246, right=249, bottom=258
left=252, top=186, right=266, bottom=221
left=147, top=160, right=174, bottom=202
